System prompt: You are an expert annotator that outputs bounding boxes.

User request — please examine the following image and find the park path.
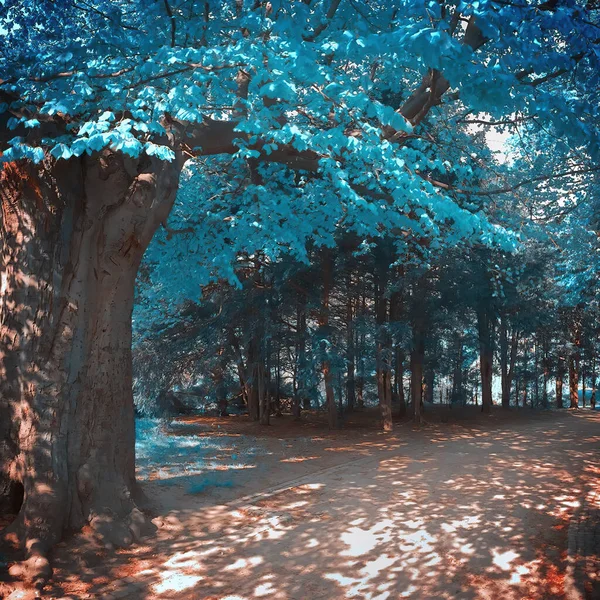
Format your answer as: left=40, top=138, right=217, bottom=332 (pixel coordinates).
left=52, top=410, right=598, bottom=600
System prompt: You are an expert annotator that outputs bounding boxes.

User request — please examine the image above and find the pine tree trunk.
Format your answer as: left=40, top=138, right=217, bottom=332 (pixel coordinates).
left=0, top=153, right=180, bottom=585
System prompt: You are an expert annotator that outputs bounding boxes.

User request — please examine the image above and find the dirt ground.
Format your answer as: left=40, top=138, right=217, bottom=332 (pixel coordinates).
left=6, top=407, right=600, bottom=599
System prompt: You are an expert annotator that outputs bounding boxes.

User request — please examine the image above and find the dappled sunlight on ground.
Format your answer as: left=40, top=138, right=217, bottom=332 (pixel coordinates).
left=45, top=409, right=599, bottom=599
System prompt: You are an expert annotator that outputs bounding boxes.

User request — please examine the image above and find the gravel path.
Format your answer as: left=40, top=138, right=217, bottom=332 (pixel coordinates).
left=45, top=410, right=600, bottom=600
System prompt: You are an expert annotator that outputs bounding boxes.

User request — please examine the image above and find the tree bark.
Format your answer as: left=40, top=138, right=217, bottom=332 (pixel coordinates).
left=0, top=153, right=180, bottom=585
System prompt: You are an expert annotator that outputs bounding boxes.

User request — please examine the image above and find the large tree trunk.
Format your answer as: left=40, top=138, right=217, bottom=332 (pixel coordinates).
left=477, top=307, right=494, bottom=414
left=0, top=154, right=180, bottom=586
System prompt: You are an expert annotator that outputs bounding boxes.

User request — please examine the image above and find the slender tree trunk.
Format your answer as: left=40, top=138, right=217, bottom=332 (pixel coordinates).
left=0, top=154, right=180, bottom=585
left=542, top=336, right=549, bottom=408
left=274, top=342, right=282, bottom=417
left=591, top=354, right=596, bottom=410
left=258, top=361, right=270, bottom=425
left=569, top=315, right=581, bottom=408
left=292, top=297, right=306, bottom=419
left=229, top=331, right=249, bottom=407
left=247, top=337, right=260, bottom=421
left=214, top=353, right=228, bottom=417
left=521, top=339, right=529, bottom=408
left=556, top=372, right=564, bottom=409
left=320, top=249, right=338, bottom=429
left=410, top=320, right=425, bottom=423
left=569, top=355, right=579, bottom=408
left=356, top=290, right=366, bottom=410
left=396, top=348, right=406, bottom=417
left=346, top=275, right=356, bottom=413
left=374, top=246, right=393, bottom=432
left=533, top=337, right=540, bottom=408
left=582, top=364, right=586, bottom=408
left=477, top=307, right=494, bottom=414
left=424, top=369, right=435, bottom=404
left=451, top=337, right=464, bottom=405
left=500, top=321, right=518, bottom=409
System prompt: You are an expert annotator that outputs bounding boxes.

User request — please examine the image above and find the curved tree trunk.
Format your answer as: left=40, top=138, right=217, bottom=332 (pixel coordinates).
left=0, top=153, right=180, bottom=587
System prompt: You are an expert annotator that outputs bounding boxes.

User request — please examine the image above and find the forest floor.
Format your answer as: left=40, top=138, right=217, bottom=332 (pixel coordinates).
left=13, top=407, right=600, bottom=599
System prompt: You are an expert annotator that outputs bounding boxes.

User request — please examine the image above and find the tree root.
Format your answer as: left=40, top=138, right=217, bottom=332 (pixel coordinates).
left=1, top=505, right=156, bottom=593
